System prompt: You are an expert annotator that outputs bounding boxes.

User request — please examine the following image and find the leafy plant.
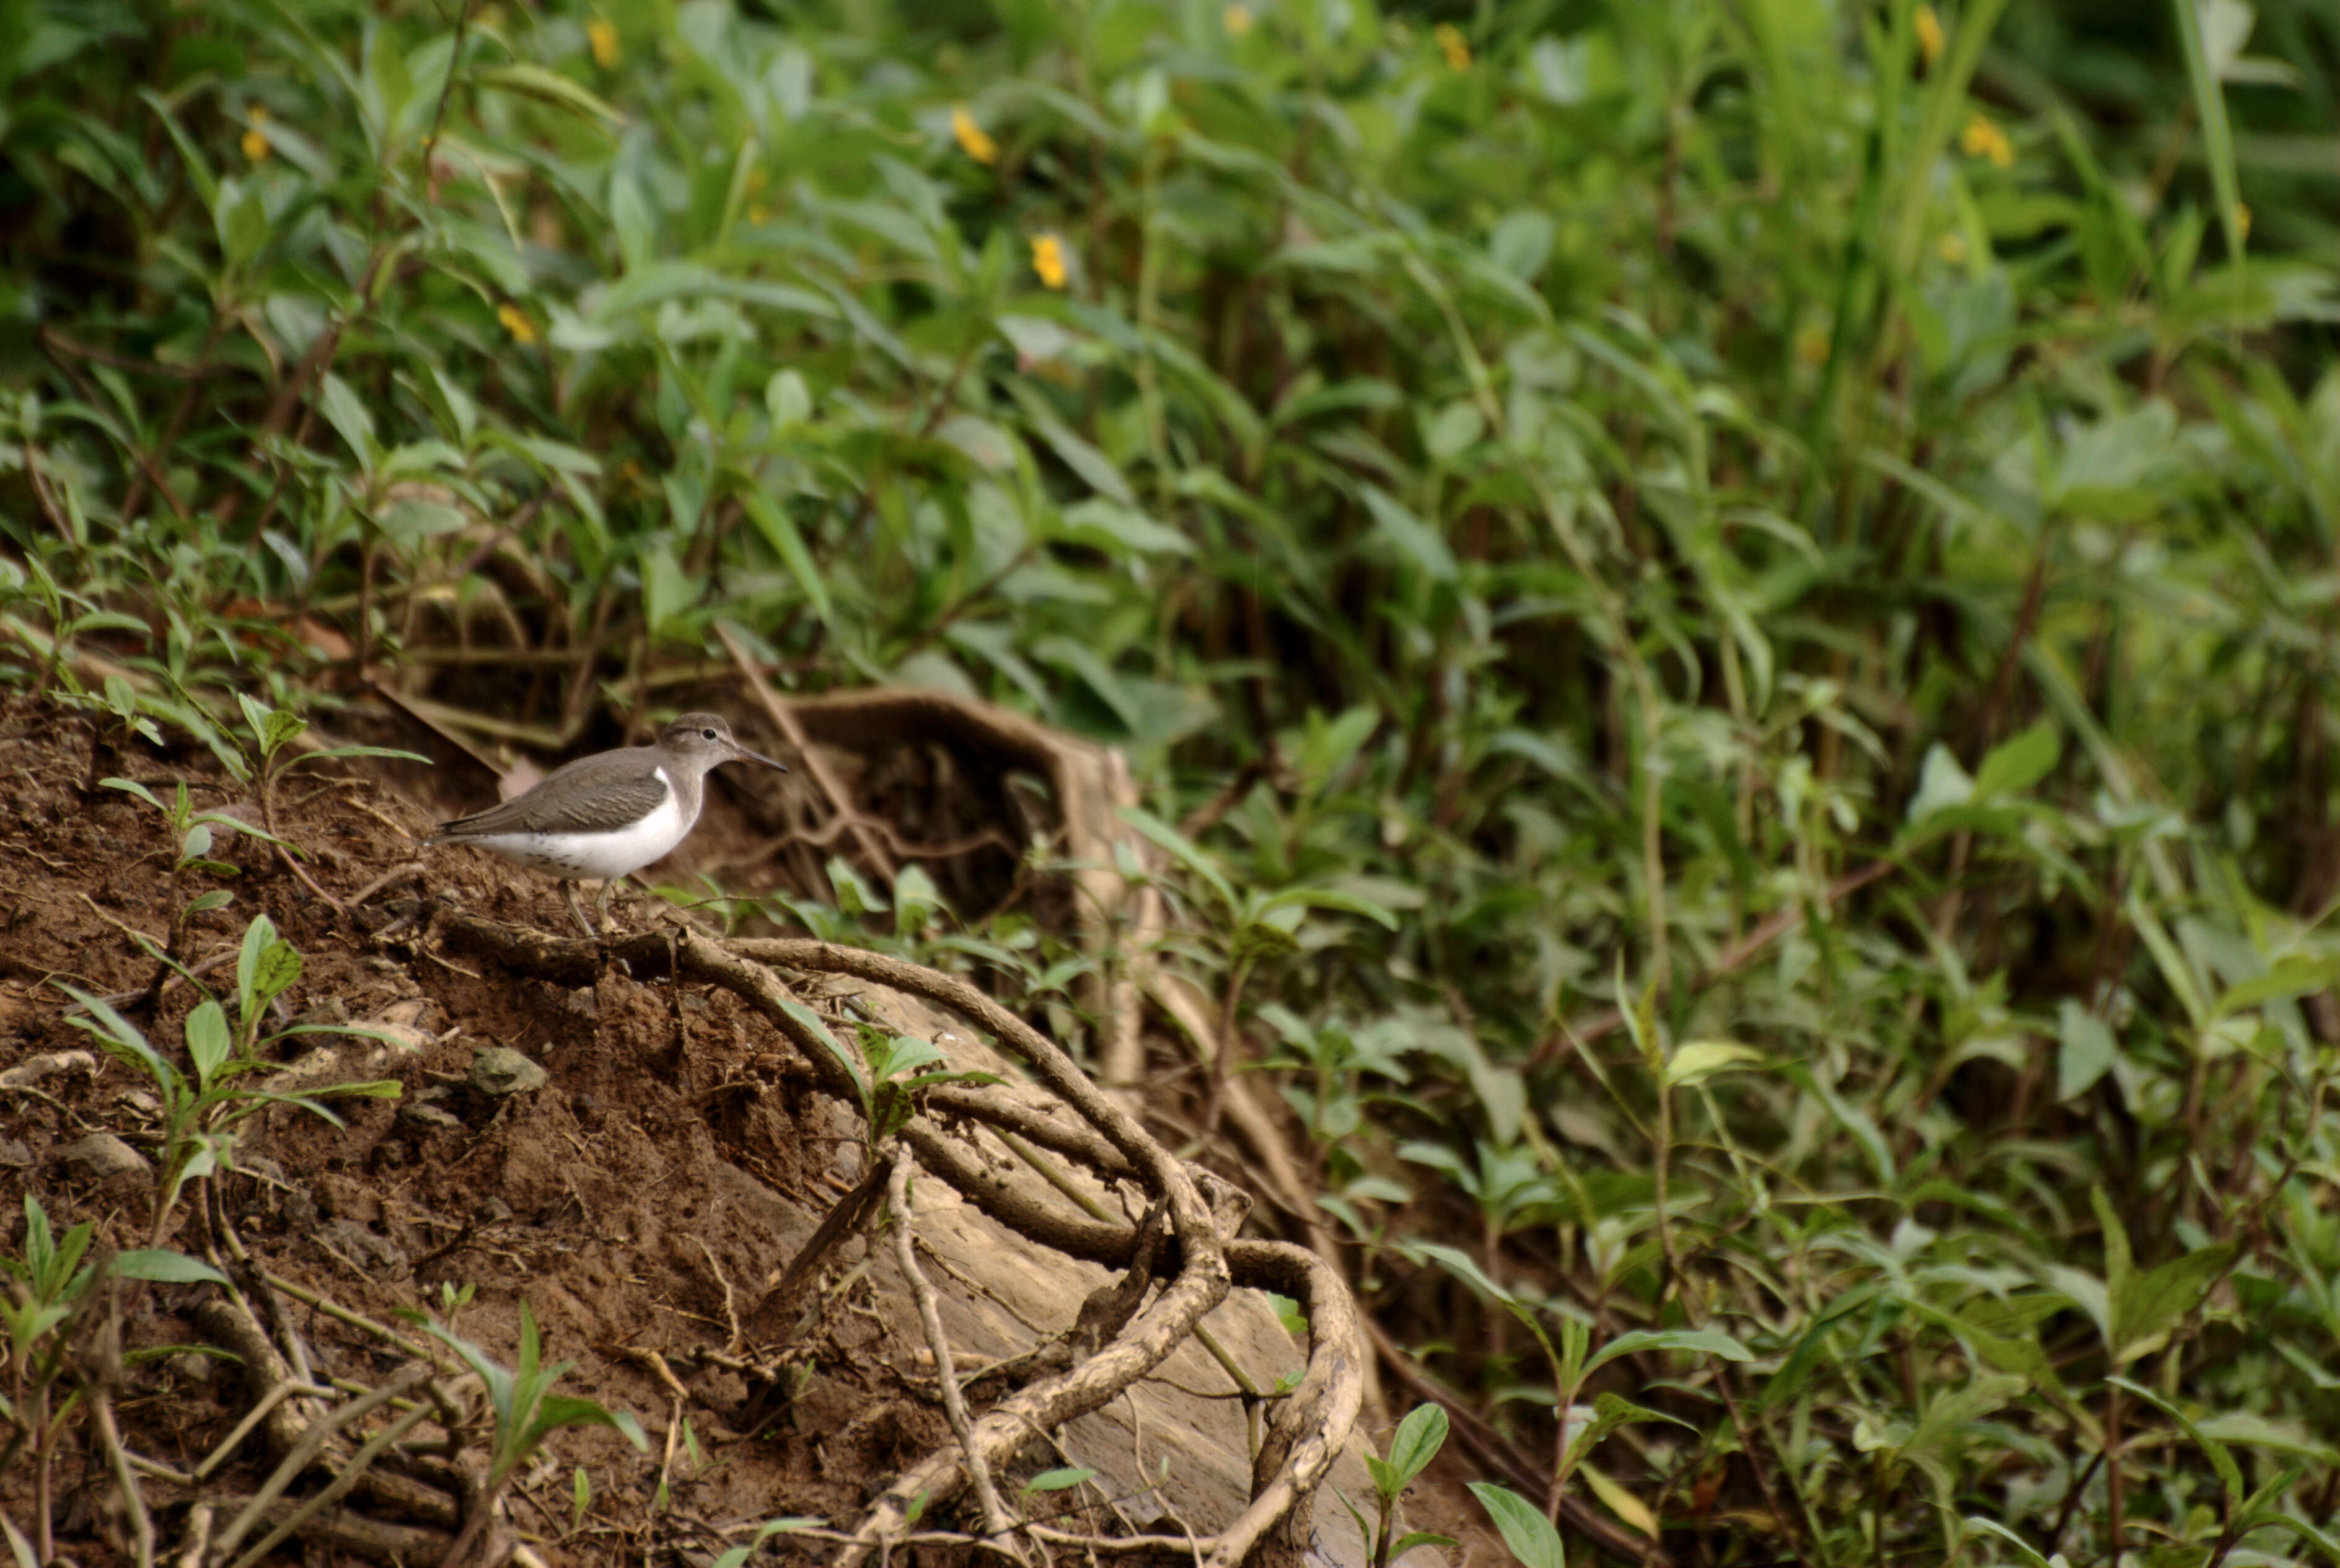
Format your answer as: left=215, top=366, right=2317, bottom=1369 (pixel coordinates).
left=1345, top=1403, right=1458, bottom=1568
left=416, top=1299, right=648, bottom=1551
left=59, top=938, right=403, bottom=1244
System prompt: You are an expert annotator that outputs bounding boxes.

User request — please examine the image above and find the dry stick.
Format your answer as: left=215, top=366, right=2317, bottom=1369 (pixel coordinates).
left=190, top=1297, right=460, bottom=1528
left=173, top=1502, right=215, bottom=1568
left=206, top=1363, right=435, bottom=1566
left=222, top=1399, right=438, bottom=1568
left=716, top=622, right=897, bottom=881
left=889, top=1146, right=1021, bottom=1559
left=90, top=1393, right=156, bottom=1568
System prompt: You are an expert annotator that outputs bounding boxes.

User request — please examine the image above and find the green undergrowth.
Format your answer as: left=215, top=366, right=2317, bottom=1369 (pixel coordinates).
left=8, top=0, right=2340, bottom=1560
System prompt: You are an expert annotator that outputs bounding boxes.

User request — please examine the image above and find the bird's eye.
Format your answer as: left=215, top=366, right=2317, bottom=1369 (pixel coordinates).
left=702, top=728, right=718, bottom=741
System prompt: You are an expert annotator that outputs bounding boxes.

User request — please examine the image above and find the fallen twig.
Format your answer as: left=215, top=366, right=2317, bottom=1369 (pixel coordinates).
left=889, top=1146, right=1021, bottom=1557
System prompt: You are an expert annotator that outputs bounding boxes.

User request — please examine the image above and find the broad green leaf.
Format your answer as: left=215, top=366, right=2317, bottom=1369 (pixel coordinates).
left=734, top=484, right=834, bottom=627
left=2055, top=1000, right=2116, bottom=1101
left=2214, top=953, right=2340, bottom=1017
left=1117, top=805, right=1238, bottom=913
left=2107, top=1376, right=2242, bottom=1507
left=1662, top=1040, right=1762, bottom=1087
left=1384, top=1403, right=1448, bottom=1491
left=477, top=63, right=623, bottom=127
left=1972, top=721, right=2061, bottom=798
left=1582, top=1327, right=1751, bottom=1379
left=1467, top=1481, right=1565, bottom=1568
left=1359, top=485, right=1458, bottom=581
left=316, top=373, right=376, bottom=468
left=111, top=1249, right=231, bottom=1285
left=185, top=1000, right=231, bottom=1089
left=1561, top=1391, right=1692, bottom=1474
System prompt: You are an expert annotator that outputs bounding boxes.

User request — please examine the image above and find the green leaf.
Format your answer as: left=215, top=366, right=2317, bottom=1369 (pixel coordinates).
left=2107, top=1375, right=2242, bottom=1507
left=1254, top=886, right=1402, bottom=931
left=1020, top=1467, right=1096, bottom=1493
left=1117, top=805, right=1238, bottom=914
left=1581, top=1327, right=1751, bottom=1379
left=1960, top=1518, right=2057, bottom=1568
left=110, top=1249, right=231, bottom=1285
left=1972, top=721, right=2061, bottom=798
left=708, top=1518, right=822, bottom=1568
left=1661, top=1040, right=1762, bottom=1088
left=316, top=373, right=376, bottom=468
left=185, top=1000, right=232, bottom=1090
left=1384, top=1403, right=1449, bottom=1491
left=1467, top=1481, right=1565, bottom=1568
left=1359, top=485, right=1458, bottom=581
left=2095, top=1186, right=2235, bottom=1364
left=99, top=777, right=168, bottom=813
left=2214, top=953, right=2340, bottom=1017
left=1562, top=1391, right=1692, bottom=1474
left=734, top=483, right=834, bottom=627
left=475, top=63, right=623, bottom=128
left=2055, top=1000, right=2116, bottom=1101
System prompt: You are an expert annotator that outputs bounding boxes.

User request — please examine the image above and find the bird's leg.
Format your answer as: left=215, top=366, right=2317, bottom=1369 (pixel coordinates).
left=561, top=879, right=599, bottom=940
left=596, top=878, right=622, bottom=935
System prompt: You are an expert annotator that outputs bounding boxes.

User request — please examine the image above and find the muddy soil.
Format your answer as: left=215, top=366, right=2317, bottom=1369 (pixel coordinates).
left=0, top=692, right=1468, bottom=1567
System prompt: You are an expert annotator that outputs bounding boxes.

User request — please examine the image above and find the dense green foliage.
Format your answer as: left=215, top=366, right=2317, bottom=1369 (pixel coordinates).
left=9, top=0, right=2340, bottom=1560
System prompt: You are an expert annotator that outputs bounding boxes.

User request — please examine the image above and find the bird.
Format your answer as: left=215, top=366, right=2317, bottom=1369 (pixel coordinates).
left=426, top=711, right=787, bottom=936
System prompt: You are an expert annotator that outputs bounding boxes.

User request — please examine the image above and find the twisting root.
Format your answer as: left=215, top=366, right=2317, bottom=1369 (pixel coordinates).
left=423, top=907, right=1361, bottom=1566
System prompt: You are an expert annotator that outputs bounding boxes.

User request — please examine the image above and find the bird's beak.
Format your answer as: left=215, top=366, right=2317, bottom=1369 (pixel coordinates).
left=734, top=744, right=789, bottom=773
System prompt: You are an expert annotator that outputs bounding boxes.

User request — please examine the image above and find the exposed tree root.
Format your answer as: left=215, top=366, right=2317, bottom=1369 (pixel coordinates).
left=420, top=905, right=1365, bottom=1566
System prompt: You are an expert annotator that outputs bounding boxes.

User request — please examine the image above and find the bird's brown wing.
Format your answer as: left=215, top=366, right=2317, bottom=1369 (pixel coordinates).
left=430, top=746, right=670, bottom=837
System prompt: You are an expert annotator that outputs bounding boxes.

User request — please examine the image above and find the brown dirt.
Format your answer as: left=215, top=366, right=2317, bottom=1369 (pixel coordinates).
left=0, top=689, right=915, bottom=1553
left=0, top=690, right=1459, bottom=1567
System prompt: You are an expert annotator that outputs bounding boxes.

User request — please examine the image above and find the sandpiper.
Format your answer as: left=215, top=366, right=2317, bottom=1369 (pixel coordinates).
left=426, top=712, right=787, bottom=936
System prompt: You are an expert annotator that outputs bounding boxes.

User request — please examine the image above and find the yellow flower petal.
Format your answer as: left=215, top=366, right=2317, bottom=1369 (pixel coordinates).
left=242, top=128, right=270, bottom=162
left=1031, top=233, right=1067, bottom=290
left=1434, top=22, right=1471, bottom=70
left=952, top=105, right=999, bottom=167
left=1914, top=5, right=1944, bottom=69
left=1937, top=232, right=1967, bottom=265
left=1223, top=2, right=1253, bottom=36
left=1961, top=113, right=2013, bottom=169
left=497, top=303, right=539, bottom=345
left=1793, top=324, right=1830, bottom=367
left=587, top=18, right=618, bottom=69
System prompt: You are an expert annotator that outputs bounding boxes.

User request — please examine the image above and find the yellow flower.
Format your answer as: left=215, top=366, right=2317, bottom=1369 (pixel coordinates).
left=587, top=18, right=618, bottom=69
left=1031, top=233, right=1068, bottom=290
left=2235, top=203, right=2252, bottom=242
left=1223, top=3, right=1253, bottom=36
left=1434, top=22, right=1471, bottom=70
left=749, top=202, right=771, bottom=224
left=1793, top=324, right=1830, bottom=367
left=1914, top=5, right=1944, bottom=69
left=1937, top=232, right=1967, bottom=264
left=496, top=303, right=539, bottom=345
left=1961, top=113, right=2013, bottom=169
left=242, top=103, right=270, bottom=163
left=952, top=105, right=998, bottom=166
